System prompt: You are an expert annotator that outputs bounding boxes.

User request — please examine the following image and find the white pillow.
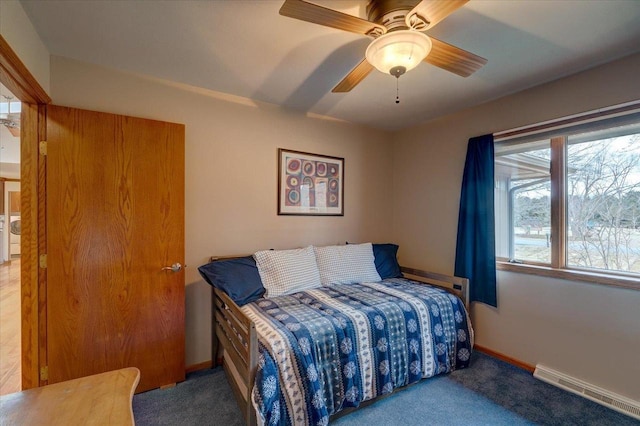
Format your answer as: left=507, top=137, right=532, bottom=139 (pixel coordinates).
left=254, top=246, right=322, bottom=298
left=314, top=243, right=381, bottom=286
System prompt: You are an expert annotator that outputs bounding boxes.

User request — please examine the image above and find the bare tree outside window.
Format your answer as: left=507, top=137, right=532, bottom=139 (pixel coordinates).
left=567, top=133, right=640, bottom=272
left=513, top=182, right=551, bottom=262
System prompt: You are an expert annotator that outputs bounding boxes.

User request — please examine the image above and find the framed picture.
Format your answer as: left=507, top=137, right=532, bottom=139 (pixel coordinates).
left=278, top=148, right=344, bottom=216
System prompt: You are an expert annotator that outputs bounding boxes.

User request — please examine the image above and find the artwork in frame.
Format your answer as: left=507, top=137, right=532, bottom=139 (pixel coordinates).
left=278, top=148, right=344, bottom=216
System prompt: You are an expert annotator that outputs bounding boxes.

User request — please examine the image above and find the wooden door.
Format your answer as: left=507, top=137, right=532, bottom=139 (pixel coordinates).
left=45, top=105, right=185, bottom=392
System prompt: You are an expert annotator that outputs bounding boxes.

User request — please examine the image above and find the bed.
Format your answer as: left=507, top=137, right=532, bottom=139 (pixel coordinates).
left=201, top=244, right=472, bottom=426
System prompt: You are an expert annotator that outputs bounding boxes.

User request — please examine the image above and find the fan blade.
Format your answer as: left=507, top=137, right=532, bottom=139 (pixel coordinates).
left=7, top=125, right=20, bottom=137
left=280, top=0, right=386, bottom=37
left=332, top=59, right=374, bottom=93
left=406, top=0, right=468, bottom=30
left=425, top=37, right=487, bottom=77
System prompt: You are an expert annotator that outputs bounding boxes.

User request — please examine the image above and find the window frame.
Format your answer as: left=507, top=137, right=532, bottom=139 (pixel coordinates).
left=494, top=103, right=640, bottom=291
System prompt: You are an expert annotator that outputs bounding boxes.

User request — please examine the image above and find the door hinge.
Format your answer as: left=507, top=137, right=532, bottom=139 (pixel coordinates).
left=39, top=141, right=47, bottom=156
left=40, top=366, right=49, bottom=381
left=39, top=254, right=47, bottom=269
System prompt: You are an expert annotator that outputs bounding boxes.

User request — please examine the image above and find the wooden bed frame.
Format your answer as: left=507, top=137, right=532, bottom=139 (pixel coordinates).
left=209, top=256, right=469, bottom=426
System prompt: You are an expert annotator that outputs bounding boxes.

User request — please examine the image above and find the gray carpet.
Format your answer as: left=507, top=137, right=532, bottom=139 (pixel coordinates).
left=133, top=352, right=638, bottom=425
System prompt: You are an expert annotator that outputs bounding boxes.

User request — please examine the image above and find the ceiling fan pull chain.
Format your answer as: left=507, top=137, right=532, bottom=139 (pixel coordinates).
left=396, top=77, right=400, bottom=104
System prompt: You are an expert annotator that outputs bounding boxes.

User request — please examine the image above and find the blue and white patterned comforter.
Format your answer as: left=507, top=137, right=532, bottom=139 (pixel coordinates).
left=241, top=278, right=474, bottom=426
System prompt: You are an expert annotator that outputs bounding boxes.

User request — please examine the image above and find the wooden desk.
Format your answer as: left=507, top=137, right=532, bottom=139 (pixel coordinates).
left=0, top=367, right=140, bottom=425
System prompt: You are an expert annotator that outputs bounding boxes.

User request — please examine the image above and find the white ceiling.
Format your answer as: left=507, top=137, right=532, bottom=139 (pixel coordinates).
left=19, top=0, right=640, bottom=131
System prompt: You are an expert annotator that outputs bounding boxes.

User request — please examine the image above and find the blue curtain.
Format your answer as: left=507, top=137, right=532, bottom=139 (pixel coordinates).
left=454, top=134, right=497, bottom=307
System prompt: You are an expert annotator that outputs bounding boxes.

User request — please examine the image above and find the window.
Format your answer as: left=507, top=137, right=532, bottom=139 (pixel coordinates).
left=494, top=104, right=640, bottom=288
left=495, top=140, right=551, bottom=264
left=566, top=125, right=640, bottom=273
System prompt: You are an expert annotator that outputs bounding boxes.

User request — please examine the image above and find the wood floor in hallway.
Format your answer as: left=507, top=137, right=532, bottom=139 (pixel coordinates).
left=0, top=258, right=21, bottom=395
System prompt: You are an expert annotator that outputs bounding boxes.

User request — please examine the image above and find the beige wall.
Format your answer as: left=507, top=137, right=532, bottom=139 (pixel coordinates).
left=0, top=0, right=50, bottom=94
left=44, top=45, right=640, bottom=400
left=393, top=52, right=640, bottom=401
left=49, top=56, right=395, bottom=366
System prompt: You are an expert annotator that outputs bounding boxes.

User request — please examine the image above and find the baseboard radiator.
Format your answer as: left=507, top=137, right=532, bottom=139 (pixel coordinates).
left=534, top=364, right=640, bottom=420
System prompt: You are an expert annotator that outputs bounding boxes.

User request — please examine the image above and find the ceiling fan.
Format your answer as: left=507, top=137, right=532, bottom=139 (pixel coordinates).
left=0, top=96, right=20, bottom=137
left=279, top=0, right=487, bottom=92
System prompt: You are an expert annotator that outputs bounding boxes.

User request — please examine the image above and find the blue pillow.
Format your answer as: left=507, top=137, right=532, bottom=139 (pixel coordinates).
left=198, top=256, right=265, bottom=306
left=373, top=243, right=403, bottom=279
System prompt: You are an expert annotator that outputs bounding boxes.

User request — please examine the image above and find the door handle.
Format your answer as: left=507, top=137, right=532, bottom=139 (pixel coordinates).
left=162, top=263, right=182, bottom=273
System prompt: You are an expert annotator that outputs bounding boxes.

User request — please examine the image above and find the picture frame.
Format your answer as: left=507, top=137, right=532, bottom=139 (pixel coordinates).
left=278, top=148, right=344, bottom=216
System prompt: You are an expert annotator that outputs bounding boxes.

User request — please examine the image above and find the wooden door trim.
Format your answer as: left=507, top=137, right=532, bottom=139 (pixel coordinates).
left=37, top=104, right=48, bottom=387
left=0, top=35, right=50, bottom=390
left=0, top=35, right=51, bottom=104
left=20, top=103, right=42, bottom=390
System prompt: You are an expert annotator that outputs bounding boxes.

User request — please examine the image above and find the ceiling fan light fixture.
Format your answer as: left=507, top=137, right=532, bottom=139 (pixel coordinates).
left=365, top=30, right=432, bottom=76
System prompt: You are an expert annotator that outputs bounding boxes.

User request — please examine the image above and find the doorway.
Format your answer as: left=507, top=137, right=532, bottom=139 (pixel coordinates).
left=1, top=33, right=52, bottom=390
left=0, top=85, right=22, bottom=395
